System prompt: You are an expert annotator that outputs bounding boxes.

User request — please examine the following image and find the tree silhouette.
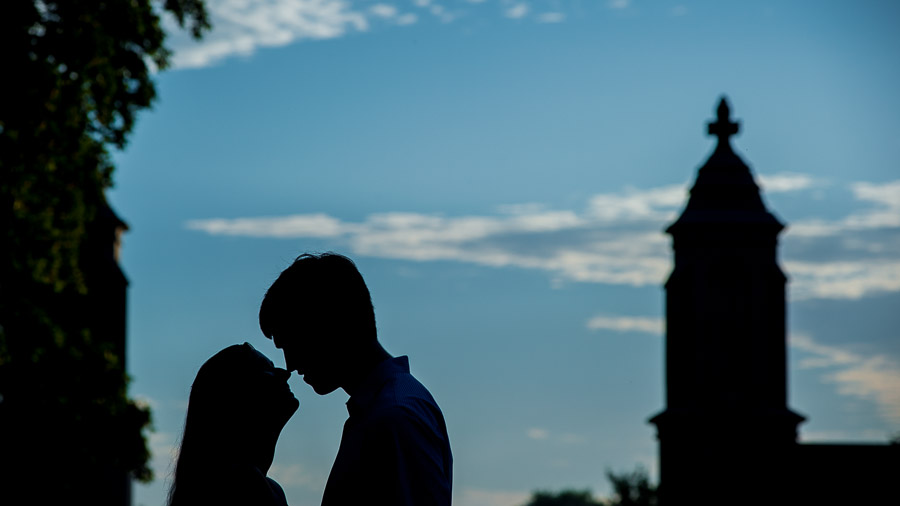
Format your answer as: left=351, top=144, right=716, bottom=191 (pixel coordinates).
left=0, top=1, right=208, bottom=504
left=605, top=466, right=658, bottom=506
left=524, top=490, right=605, bottom=506
left=522, top=466, right=658, bottom=506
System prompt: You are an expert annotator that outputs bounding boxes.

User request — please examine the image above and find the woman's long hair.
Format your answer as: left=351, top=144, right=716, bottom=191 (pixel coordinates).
left=167, top=344, right=267, bottom=506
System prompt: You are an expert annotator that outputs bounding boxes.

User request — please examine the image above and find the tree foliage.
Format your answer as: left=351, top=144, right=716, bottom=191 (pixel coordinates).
left=524, top=490, right=606, bottom=506
left=605, top=466, right=658, bottom=506
left=0, top=1, right=208, bottom=502
left=523, top=466, right=658, bottom=506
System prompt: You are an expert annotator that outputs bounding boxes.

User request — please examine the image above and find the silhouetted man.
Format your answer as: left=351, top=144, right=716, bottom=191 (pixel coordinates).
left=259, top=253, right=453, bottom=506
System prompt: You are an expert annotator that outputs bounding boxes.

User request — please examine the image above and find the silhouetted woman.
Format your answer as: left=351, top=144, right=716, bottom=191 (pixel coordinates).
left=168, top=343, right=299, bottom=506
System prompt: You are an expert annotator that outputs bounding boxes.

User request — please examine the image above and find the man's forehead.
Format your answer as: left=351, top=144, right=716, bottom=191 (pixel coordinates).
left=274, top=317, right=325, bottom=336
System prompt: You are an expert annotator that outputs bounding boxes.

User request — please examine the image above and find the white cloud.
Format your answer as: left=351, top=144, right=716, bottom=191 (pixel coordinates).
left=408, top=0, right=453, bottom=22
left=367, top=3, right=418, bottom=25
left=169, top=0, right=369, bottom=68
left=670, top=5, right=687, bottom=17
left=133, top=395, right=160, bottom=411
left=527, top=427, right=549, bottom=440
left=186, top=175, right=900, bottom=301
left=396, top=13, right=418, bottom=25
left=847, top=181, right=900, bottom=229
left=526, top=427, right=587, bottom=445
left=536, top=12, right=566, bottom=23
left=587, top=184, right=685, bottom=222
left=786, top=260, right=900, bottom=300
left=505, top=3, right=530, bottom=19
left=757, top=173, right=817, bottom=193
left=786, top=179, right=900, bottom=238
left=188, top=206, right=670, bottom=288
left=778, top=179, right=900, bottom=300
left=369, top=4, right=397, bottom=18
left=608, top=0, right=631, bottom=10
left=455, top=489, right=531, bottom=506
left=791, top=333, right=900, bottom=424
left=185, top=213, right=345, bottom=238
left=799, top=428, right=889, bottom=442
left=147, top=431, right=179, bottom=489
left=586, top=315, right=663, bottom=334
left=791, top=333, right=858, bottom=369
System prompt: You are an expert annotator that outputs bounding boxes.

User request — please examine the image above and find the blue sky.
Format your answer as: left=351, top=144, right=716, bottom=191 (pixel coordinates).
left=111, top=1, right=900, bottom=505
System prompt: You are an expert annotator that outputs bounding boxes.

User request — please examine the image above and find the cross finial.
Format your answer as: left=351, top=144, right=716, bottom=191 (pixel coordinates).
left=707, top=96, right=739, bottom=142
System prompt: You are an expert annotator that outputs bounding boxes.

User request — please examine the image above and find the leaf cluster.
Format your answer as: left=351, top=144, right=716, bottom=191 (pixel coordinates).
left=0, top=0, right=209, bottom=500
left=1, top=0, right=209, bottom=291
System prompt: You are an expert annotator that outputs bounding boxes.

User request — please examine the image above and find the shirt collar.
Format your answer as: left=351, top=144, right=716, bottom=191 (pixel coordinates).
left=346, top=356, right=410, bottom=417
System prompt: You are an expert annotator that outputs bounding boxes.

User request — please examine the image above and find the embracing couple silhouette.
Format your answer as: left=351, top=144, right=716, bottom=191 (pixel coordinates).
left=167, top=253, right=453, bottom=506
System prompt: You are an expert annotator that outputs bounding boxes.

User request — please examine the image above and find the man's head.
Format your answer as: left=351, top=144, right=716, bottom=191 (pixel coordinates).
left=259, top=253, right=377, bottom=394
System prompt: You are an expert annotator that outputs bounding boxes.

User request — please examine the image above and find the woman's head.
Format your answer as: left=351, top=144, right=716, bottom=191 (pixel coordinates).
left=189, top=343, right=298, bottom=434
left=168, top=344, right=299, bottom=506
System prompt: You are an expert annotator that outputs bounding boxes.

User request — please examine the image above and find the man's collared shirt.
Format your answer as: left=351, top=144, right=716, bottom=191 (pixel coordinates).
left=322, top=356, right=452, bottom=506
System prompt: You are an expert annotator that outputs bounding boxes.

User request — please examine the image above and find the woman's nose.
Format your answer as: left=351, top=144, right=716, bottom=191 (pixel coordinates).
left=274, top=367, right=291, bottom=381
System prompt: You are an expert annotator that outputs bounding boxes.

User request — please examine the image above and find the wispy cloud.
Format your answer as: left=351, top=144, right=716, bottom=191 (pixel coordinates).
left=147, top=431, right=179, bottom=488
left=586, top=315, right=663, bottom=334
left=586, top=184, right=684, bottom=222
left=785, top=260, right=900, bottom=300
left=188, top=199, right=672, bottom=287
left=780, top=179, right=900, bottom=300
left=187, top=175, right=900, bottom=301
left=608, top=0, right=631, bottom=10
left=504, top=3, right=530, bottom=19
left=536, top=12, right=566, bottom=23
left=526, top=427, right=587, bottom=444
left=396, top=12, right=418, bottom=25
left=428, top=4, right=456, bottom=23
left=527, top=427, right=549, bottom=440
left=164, top=0, right=591, bottom=68
left=788, top=180, right=900, bottom=238
left=369, top=4, right=398, bottom=18
left=799, top=428, right=889, bottom=442
left=791, top=333, right=900, bottom=424
left=167, top=0, right=409, bottom=69
left=186, top=213, right=345, bottom=238
left=757, top=173, right=818, bottom=193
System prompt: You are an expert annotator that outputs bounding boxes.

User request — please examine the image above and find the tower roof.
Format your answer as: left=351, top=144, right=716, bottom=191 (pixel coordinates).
left=667, top=97, right=782, bottom=235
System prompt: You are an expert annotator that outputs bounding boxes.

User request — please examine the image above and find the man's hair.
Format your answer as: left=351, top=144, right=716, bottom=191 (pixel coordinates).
left=259, top=252, right=377, bottom=342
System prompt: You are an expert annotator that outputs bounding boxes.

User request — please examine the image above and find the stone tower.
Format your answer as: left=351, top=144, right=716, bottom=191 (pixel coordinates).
left=649, top=98, right=805, bottom=505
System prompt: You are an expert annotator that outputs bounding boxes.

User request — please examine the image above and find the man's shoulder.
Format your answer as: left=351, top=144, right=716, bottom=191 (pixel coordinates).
left=371, top=372, right=446, bottom=429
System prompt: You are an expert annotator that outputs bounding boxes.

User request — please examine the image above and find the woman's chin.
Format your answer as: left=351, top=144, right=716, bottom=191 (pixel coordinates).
left=287, top=397, right=300, bottom=415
